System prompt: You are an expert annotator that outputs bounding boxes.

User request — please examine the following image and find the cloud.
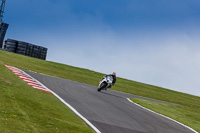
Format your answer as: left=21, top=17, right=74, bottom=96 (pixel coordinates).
left=114, top=33, right=200, bottom=96
left=47, top=28, right=200, bottom=96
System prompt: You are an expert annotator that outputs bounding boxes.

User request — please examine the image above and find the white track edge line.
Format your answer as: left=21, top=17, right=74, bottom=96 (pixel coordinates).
left=127, top=98, right=198, bottom=133
left=51, top=91, right=101, bottom=133
left=20, top=69, right=101, bottom=133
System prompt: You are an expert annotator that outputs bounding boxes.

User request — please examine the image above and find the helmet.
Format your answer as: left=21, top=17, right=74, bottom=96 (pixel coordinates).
left=112, top=72, right=116, bottom=76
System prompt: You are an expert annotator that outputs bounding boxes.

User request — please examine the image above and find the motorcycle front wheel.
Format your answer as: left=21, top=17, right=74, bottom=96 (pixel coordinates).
left=97, top=82, right=107, bottom=92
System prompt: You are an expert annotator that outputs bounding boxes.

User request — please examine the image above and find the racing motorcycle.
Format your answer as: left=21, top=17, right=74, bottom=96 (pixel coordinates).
left=97, top=75, right=113, bottom=92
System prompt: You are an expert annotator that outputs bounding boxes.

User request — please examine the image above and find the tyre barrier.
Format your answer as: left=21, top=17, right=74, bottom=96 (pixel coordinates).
left=3, top=38, right=48, bottom=60
left=6, top=38, right=17, bottom=43
left=5, top=48, right=15, bottom=52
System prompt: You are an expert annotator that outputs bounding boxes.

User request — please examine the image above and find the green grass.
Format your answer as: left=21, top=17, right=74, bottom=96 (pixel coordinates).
left=0, top=50, right=200, bottom=132
left=0, top=60, right=94, bottom=132
left=131, top=98, right=200, bottom=132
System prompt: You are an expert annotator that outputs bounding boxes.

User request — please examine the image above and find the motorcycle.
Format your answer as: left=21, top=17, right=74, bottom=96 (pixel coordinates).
left=97, top=75, right=113, bottom=92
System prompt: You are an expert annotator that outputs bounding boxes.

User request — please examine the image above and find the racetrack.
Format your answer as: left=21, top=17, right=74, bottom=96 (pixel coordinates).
left=25, top=71, right=196, bottom=133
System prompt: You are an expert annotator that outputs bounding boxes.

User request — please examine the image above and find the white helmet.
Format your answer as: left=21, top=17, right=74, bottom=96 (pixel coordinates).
left=112, top=72, right=116, bottom=76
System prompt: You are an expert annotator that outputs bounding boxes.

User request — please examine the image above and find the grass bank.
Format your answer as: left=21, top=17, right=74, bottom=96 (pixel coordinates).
left=131, top=98, right=200, bottom=132
left=0, top=60, right=93, bottom=132
left=0, top=50, right=200, bottom=132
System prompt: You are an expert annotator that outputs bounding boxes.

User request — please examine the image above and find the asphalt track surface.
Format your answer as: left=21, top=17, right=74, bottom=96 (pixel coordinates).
left=25, top=71, right=196, bottom=133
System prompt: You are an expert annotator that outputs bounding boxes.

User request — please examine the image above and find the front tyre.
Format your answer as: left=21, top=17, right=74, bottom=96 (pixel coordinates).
left=97, top=82, right=107, bottom=92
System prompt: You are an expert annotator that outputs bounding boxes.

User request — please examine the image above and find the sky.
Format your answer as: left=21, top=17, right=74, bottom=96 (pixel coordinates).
left=3, top=0, right=200, bottom=96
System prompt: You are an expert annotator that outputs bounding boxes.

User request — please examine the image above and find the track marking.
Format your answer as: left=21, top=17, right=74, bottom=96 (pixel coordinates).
left=5, top=65, right=101, bottom=133
left=127, top=98, right=198, bottom=133
left=5, top=65, right=52, bottom=94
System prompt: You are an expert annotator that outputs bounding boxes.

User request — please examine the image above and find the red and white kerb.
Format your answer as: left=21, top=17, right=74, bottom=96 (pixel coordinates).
left=5, top=65, right=52, bottom=94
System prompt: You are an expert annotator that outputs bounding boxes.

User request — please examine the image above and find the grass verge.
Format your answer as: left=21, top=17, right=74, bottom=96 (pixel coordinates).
left=131, top=98, right=200, bottom=132
left=0, top=64, right=94, bottom=133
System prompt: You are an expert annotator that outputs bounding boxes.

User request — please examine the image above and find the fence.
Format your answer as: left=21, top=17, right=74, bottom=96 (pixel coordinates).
left=4, top=38, right=47, bottom=60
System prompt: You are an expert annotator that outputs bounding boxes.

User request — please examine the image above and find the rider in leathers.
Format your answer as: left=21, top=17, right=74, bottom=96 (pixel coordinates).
left=104, top=72, right=116, bottom=88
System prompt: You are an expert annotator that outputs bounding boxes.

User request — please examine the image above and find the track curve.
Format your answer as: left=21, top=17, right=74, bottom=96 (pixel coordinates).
left=25, top=71, right=196, bottom=133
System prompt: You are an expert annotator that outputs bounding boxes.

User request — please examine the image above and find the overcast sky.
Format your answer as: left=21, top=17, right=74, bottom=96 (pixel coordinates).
left=4, top=0, right=200, bottom=96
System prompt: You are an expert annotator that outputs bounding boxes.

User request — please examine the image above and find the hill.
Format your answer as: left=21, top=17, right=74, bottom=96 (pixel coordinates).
left=0, top=50, right=199, bottom=132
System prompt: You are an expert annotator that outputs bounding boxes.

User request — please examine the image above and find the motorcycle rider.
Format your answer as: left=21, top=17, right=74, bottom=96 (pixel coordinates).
left=104, top=72, right=117, bottom=88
